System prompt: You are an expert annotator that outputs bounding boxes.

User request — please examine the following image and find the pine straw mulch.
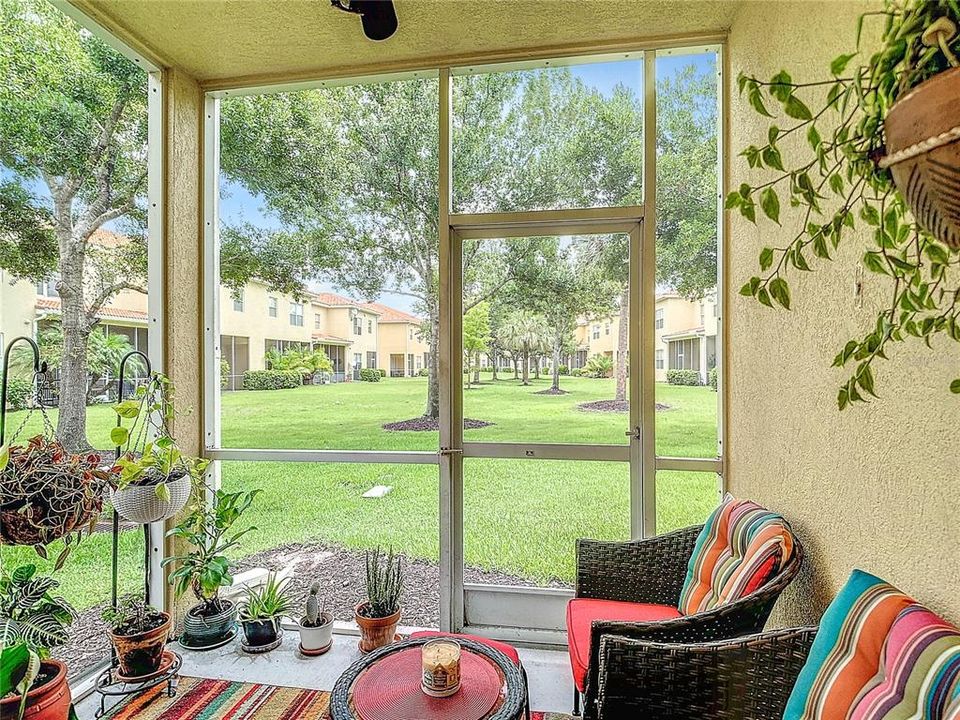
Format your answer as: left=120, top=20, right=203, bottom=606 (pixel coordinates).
left=382, top=416, right=494, bottom=431
left=577, top=399, right=672, bottom=413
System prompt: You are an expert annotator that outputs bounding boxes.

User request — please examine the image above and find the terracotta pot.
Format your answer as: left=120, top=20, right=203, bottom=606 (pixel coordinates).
left=0, top=659, right=72, bottom=720
left=883, top=66, right=960, bottom=250
left=108, top=611, right=171, bottom=678
left=354, top=602, right=400, bottom=653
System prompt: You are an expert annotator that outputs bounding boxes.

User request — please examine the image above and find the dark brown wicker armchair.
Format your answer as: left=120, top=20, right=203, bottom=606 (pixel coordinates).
left=572, top=524, right=804, bottom=719
left=594, top=627, right=818, bottom=720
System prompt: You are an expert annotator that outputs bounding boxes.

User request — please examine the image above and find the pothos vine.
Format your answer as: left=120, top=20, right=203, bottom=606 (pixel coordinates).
left=727, top=1, right=960, bottom=409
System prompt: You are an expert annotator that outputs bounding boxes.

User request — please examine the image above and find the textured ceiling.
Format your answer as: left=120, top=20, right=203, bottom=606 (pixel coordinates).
left=74, top=0, right=739, bottom=87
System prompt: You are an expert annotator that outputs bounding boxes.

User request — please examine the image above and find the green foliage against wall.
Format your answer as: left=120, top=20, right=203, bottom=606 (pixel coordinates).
left=667, top=369, right=701, bottom=386
left=242, top=370, right=302, bottom=391
left=1, top=376, right=32, bottom=411
left=709, top=366, right=718, bottom=391
left=359, top=368, right=381, bottom=383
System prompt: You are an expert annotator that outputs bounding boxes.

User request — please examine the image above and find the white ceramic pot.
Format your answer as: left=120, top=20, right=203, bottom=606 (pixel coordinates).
left=110, top=473, right=191, bottom=524
left=298, top=612, right=334, bottom=654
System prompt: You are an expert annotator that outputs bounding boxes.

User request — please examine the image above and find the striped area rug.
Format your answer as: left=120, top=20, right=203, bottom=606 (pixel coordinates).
left=102, top=676, right=573, bottom=719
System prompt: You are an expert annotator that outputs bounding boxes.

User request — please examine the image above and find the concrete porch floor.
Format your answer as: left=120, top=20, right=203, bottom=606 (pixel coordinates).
left=75, top=628, right=575, bottom=718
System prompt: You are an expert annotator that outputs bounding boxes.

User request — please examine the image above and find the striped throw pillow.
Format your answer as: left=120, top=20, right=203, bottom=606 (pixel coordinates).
left=783, top=570, right=915, bottom=720
left=849, top=604, right=960, bottom=720
left=678, top=494, right=795, bottom=615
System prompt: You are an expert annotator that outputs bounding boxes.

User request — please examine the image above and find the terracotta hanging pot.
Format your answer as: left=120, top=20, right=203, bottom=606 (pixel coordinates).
left=882, top=66, right=960, bottom=250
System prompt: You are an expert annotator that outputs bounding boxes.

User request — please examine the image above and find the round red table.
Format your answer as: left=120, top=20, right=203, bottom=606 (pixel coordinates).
left=329, top=637, right=527, bottom=720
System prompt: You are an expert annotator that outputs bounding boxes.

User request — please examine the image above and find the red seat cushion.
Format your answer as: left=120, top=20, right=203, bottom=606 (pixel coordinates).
left=566, top=598, right=682, bottom=691
left=408, top=630, right=521, bottom=666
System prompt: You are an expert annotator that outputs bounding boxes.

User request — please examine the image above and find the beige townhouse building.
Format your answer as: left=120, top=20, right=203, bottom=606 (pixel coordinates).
left=571, top=291, right=718, bottom=384
left=361, top=302, right=430, bottom=378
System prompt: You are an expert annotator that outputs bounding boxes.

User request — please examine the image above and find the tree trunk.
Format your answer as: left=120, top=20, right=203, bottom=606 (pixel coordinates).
left=521, top=347, right=530, bottom=385
left=56, top=253, right=92, bottom=452
left=473, top=351, right=480, bottom=385
left=533, top=357, right=540, bottom=380
left=424, top=306, right=440, bottom=419
left=551, top=342, right=561, bottom=392
left=491, top=349, right=498, bottom=381
left=513, top=357, right=519, bottom=380
left=615, top=284, right=629, bottom=403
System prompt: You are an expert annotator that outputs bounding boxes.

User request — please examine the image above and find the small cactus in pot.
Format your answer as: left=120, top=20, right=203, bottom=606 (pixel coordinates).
left=297, top=581, right=333, bottom=656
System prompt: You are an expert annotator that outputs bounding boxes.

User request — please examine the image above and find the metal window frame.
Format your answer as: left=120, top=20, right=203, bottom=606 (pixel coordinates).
left=200, top=42, right=726, bottom=644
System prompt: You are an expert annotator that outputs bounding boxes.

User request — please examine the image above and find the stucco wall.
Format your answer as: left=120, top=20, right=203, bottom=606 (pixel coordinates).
left=726, top=1, right=960, bottom=627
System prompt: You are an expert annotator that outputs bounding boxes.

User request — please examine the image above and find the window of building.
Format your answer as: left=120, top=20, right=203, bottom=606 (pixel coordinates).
left=368, top=319, right=373, bottom=334
left=233, top=290, right=244, bottom=312
left=36, top=274, right=60, bottom=297
left=366, top=351, right=377, bottom=369
left=655, top=308, right=664, bottom=329
left=409, top=327, right=414, bottom=341
left=592, top=325, right=600, bottom=340
left=655, top=349, right=664, bottom=370
left=289, top=302, right=304, bottom=326
left=700, top=303, right=705, bottom=326
left=604, top=323, right=610, bottom=336
left=353, top=314, right=362, bottom=335
left=353, top=352, right=362, bottom=369
left=669, top=338, right=701, bottom=372
left=314, top=313, right=321, bottom=330
left=268, top=296, right=277, bottom=317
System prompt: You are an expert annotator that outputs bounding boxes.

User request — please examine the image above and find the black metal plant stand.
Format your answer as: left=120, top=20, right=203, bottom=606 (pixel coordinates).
left=94, top=351, right=181, bottom=717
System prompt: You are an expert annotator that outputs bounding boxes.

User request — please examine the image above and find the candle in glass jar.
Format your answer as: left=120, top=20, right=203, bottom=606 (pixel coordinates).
left=421, top=639, right=461, bottom=697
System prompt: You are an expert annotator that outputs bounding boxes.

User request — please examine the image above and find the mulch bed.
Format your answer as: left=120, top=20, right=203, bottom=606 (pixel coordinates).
left=53, top=541, right=564, bottom=678
left=533, top=388, right=570, bottom=395
left=577, top=399, right=671, bottom=413
left=383, top=416, right=494, bottom=431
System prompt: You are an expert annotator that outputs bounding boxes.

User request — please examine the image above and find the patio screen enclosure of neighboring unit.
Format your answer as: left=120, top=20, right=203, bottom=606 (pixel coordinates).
left=203, top=46, right=723, bottom=640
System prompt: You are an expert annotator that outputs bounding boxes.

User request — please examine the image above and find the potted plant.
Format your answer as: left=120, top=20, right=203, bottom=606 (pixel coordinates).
left=238, top=572, right=292, bottom=653
left=0, top=564, right=75, bottom=720
left=161, top=487, right=260, bottom=649
left=109, top=374, right=209, bottom=524
left=0, top=435, right=111, bottom=567
left=729, top=1, right=960, bottom=407
left=354, top=547, right=403, bottom=653
left=101, top=595, right=171, bottom=679
left=297, top=582, right=333, bottom=656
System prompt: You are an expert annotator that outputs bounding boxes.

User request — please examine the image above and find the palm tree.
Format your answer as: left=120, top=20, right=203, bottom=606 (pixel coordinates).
left=498, top=311, right=549, bottom=386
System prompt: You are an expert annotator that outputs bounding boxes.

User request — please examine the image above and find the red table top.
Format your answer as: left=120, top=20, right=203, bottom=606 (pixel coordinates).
left=350, top=646, right=506, bottom=720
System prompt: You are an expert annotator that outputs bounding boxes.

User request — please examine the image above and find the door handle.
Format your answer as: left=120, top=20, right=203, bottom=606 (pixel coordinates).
left=624, top=426, right=642, bottom=440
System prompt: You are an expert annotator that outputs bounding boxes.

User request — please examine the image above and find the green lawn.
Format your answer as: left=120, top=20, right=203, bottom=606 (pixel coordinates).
left=3, top=375, right=719, bottom=608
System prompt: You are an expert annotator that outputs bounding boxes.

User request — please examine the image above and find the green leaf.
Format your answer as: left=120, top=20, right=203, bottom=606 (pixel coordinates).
left=950, top=379, right=960, bottom=394
left=768, top=126, right=780, bottom=144
left=857, top=364, right=878, bottom=398
left=0, top=445, right=8, bottom=472
left=830, top=53, right=856, bottom=75
left=784, top=95, right=813, bottom=120
left=759, top=247, right=775, bottom=271
left=757, top=287, right=773, bottom=307
left=759, top=189, right=780, bottom=224
left=769, top=70, right=793, bottom=102
left=837, top=386, right=849, bottom=410
left=0, top=643, right=30, bottom=698
left=113, top=400, right=141, bottom=419
left=724, top=191, right=742, bottom=209
left=860, top=204, right=880, bottom=226
left=155, top=482, right=171, bottom=503
left=740, top=201, right=756, bottom=223
left=747, top=82, right=774, bottom=117
left=925, top=243, right=950, bottom=265
left=863, top=251, right=889, bottom=275
left=110, top=426, right=129, bottom=447
left=761, top=145, right=785, bottom=171
left=828, top=173, right=844, bottom=194
left=769, top=277, right=791, bottom=309
left=739, top=277, right=760, bottom=297
left=806, top=124, right=822, bottom=151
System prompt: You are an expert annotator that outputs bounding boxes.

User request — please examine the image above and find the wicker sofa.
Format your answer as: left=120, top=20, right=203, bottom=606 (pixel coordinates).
left=594, top=626, right=818, bottom=719
left=570, top=524, right=804, bottom=718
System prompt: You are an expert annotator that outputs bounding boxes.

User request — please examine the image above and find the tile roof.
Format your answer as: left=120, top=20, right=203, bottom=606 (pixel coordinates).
left=36, top=297, right=148, bottom=323
left=311, top=292, right=364, bottom=308
left=311, top=332, right=351, bottom=344
left=360, top=302, right=421, bottom=324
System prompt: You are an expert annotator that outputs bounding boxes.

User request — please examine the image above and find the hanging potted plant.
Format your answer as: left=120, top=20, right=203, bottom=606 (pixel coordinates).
left=354, top=547, right=403, bottom=653
left=238, top=573, right=292, bottom=653
left=729, top=1, right=960, bottom=406
left=109, top=374, right=208, bottom=524
left=0, top=435, right=111, bottom=567
left=296, top=582, right=333, bottom=656
left=161, top=487, right=261, bottom=650
left=101, top=595, right=172, bottom=679
left=0, top=564, right=76, bottom=720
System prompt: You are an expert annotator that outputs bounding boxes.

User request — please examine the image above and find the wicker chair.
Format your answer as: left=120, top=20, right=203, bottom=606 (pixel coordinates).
left=571, top=524, right=804, bottom=718
left=594, top=626, right=818, bottom=719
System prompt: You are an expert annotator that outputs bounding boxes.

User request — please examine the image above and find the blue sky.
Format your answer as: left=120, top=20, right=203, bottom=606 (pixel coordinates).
left=220, top=51, right=717, bottom=313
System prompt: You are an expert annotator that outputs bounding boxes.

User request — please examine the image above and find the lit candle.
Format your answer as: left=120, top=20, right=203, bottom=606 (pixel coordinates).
left=421, top=639, right=461, bottom=697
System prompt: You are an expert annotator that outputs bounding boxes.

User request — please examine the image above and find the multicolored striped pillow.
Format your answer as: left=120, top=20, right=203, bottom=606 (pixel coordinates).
left=783, top=570, right=915, bottom=720
left=678, top=494, right=795, bottom=615
left=849, top=604, right=960, bottom=720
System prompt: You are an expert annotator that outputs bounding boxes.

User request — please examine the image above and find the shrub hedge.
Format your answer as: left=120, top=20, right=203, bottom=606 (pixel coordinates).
left=666, top=369, right=701, bottom=386
left=359, top=368, right=381, bottom=382
left=418, top=368, right=429, bottom=377
left=709, top=366, right=718, bottom=391
left=1, top=376, right=33, bottom=411
left=243, top=369, right=302, bottom=390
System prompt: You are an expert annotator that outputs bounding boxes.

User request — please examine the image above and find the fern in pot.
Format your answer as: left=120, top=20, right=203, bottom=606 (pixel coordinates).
left=0, top=564, right=76, bottom=720
left=109, top=373, right=209, bottom=524
left=354, top=547, right=403, bottom=653
left=238, top=573, right=292, bottom=653
left=297, top=582, right=333, bottom=656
